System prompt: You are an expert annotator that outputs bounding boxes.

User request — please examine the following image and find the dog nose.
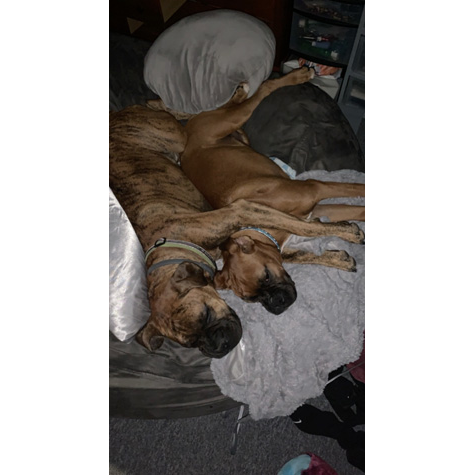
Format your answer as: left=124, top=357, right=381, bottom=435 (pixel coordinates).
left=271, top=291, right=286, bottom=307
left=213, top=328, right=231, bottom=353
left=203, top=313, right=242, bottom=358
left=206, top=327, right=239, bottom=357
left=267, top=286, right=297, bottom=315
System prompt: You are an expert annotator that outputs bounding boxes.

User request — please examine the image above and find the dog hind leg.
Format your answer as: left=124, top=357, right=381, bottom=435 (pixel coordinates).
left=310, top=204, right=365, bottom=222
left=186, top=67, right=315, bottom=142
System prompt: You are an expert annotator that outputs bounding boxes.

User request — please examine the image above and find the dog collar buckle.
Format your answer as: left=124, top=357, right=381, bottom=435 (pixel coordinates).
left=144, top=238, right=168, bottom=261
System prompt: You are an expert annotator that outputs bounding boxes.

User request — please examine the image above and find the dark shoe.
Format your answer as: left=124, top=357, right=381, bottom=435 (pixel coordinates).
left=290, top=404, right=365, bottom=472
left=290, top=404, right=342, bottom=438
left=324, top=374, right=365, bottom=427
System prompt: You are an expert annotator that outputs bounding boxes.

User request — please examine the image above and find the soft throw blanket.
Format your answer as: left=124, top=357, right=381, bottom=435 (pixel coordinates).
left=210, top=169, right=365, bottom=419
left=109, top=169, right=364, bottom=419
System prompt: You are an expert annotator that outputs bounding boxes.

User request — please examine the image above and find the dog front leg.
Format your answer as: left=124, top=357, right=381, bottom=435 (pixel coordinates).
left=282, top=248, right=357, bottom=272
left=169, top=200, right=364, bottom=252
left=230, top=200, right=365, bottom=244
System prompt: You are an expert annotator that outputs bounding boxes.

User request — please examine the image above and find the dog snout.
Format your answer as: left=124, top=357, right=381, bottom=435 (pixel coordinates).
left=200, top=310, right=242, bottom=358
left=263, top=285, right=297, bottom=315
left=211, top=328, right=232, bottom=354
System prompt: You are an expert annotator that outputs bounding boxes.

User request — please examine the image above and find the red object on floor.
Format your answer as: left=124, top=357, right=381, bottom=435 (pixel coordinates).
left=303, top=453, right=339, bottom=475
left=346, top=334, right=365, bottom=383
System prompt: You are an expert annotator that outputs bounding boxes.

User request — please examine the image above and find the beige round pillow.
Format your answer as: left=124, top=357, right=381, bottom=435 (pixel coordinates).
left=144, top=10, right=276, bottom=114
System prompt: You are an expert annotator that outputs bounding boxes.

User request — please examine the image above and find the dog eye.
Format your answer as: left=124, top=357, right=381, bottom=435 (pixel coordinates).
left=243, top=295, right=259, bottom=302
left=264, top=269, right=270, bottom=283
left=204, top=305, right=211, bottom=325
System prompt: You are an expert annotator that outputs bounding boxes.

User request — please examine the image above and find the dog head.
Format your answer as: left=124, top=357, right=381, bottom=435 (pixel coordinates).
left=136, top=261, right=242, bottom=358
left=215, top=235, right=297, bottom=315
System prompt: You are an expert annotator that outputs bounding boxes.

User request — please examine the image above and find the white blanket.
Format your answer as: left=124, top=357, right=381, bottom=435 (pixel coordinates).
left=211, top=169, right=365, bottom=419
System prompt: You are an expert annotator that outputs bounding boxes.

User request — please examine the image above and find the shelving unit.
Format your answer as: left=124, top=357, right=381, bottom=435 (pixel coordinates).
left=287, top=0, right=364, bottom=102
left=290, top=0, right=364, bottom=68
left=337, top=6, right=365, bottom=134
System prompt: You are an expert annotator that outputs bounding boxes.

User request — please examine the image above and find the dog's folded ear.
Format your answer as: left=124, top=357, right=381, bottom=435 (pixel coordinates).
left=213, top=268, right=229, bottom=290
left=219, top=235, right=256, bottom=256
left=172, top=261, right=209, bottom=294
left=233, top=235, right=255, bottom=254
left=136, top=322, right=165, bottom=351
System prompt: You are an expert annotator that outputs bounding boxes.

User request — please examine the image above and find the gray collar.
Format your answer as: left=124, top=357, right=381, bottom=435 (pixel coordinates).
left=147, top=258, right=216, bottom=278
left=144, top=238, right=217, bottom=277
left=239, top=227, right=281, bottom=253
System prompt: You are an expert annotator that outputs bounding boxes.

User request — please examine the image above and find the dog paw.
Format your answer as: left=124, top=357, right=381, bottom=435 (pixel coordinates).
left=323, top=250, right=357, bottom=272
left=346, top=255, right=357, bottom=272
left=354, top=225, right=365, bottom=244
left=288, top=66, right=315, bottom=84
left=239, top=82, right=250, bottom=94
left=232, top=82, right=249, bottom=103
left=336, top=222, right=365, bottom=244
left=345, top=223, right=365, bottom=244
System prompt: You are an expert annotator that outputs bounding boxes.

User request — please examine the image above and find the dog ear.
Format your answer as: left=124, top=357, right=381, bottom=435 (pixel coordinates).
left=233, top=235, right=255, bottom=254
left=219, top=236, right=255, bottom=256
left=214, top=268, right=229, bottom=290
left=172, top=261, right=208, bottom=294
left=136, top=322, right=164, bottom=352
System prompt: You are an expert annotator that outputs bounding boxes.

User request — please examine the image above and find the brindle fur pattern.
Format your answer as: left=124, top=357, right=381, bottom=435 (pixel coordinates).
left=110, top=106, right=243, bottom=357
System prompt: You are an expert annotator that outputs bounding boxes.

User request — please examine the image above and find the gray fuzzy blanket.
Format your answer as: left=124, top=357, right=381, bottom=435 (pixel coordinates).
left=211, top=169, right=365, bottom=419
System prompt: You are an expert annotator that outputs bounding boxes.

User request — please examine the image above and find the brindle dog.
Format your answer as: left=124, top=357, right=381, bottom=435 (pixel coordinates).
left=110, top=105, right=364, bottom=355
